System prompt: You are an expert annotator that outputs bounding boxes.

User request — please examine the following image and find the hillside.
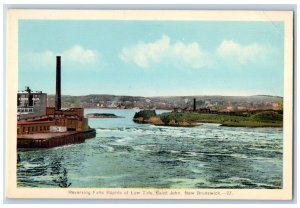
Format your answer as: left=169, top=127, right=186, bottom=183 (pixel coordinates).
left=47, top=94, right=283, bottom=111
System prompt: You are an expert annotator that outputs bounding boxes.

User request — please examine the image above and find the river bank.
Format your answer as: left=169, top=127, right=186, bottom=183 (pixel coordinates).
left=133, top=110, right=283, bottom=128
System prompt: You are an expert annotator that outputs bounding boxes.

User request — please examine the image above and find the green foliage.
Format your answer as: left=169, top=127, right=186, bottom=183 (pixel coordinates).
left=133, top=110, right=157, bottom=119
left=251, top=111, right=283, bottom=122
left=154, top=110, right=283, bottom=128
left=133, top=110, right=283, bottom=128
left=159, top=112, right=185, bottom=123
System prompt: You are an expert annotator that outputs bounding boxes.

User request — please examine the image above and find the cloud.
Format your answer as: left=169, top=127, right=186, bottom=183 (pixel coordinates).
left=27, top=50, right=56, bottom=66
left=62, top=45, right=98, bottom=64
left=119, top=36, right=272, bottom=70
left=26, top=45, right=99, bottom=67
left=216, top=40, right=268, bottom=64
left=119, top=35, right=210, bottom=69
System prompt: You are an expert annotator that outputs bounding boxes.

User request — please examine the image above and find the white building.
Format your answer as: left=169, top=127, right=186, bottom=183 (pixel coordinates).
left=17, top=86, right=47, bottom=120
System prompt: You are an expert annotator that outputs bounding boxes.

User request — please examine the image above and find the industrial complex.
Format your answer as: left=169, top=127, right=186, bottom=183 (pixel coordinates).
left=17, top=56, right=96, bottom=148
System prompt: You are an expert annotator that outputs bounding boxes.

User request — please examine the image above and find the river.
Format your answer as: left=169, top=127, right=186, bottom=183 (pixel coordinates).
left=17, top=109, right=283, bottom=189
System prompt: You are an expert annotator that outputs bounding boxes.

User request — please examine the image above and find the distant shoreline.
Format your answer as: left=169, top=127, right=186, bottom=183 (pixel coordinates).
left=46, top=94, right=283, bottom=112
left=47, top=94, right=284, bottom=98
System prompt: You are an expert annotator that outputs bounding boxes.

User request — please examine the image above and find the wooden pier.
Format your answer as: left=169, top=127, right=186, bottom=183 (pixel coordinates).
left=17, top=129, right=96, bottom=148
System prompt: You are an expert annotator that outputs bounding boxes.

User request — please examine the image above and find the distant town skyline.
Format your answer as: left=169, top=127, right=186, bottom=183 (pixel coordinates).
left=19, top=20, right=284, bottom=97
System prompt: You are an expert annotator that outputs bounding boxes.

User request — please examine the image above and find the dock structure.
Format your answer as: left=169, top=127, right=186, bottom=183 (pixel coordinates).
left=17, top=129, right=96, bottom=148
left=17, top=56, right=96, bottom=148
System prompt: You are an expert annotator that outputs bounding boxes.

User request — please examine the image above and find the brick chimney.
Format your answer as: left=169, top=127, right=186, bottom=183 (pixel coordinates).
left=55, top=56, right=61, bottom=111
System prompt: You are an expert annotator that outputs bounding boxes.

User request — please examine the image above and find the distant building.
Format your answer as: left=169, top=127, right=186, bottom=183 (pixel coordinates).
left=198, top=108, right=211, bottom=113
left=237, top=106, right=247, bottom=111
left=226, top=106, right=234, bottom=112
left=173, top=108, right=183, bottom=113
left=17, top=86, right=47, bottom=120
left=272, top=102, right=282, bottom=110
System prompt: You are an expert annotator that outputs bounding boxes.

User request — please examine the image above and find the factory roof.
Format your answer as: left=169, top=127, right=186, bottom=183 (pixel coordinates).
left=18, top=91, right=45, bottom=94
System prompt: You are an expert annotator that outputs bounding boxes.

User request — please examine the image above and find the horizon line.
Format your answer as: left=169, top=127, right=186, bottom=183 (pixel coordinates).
left=45, top=93, right=283, bottom=98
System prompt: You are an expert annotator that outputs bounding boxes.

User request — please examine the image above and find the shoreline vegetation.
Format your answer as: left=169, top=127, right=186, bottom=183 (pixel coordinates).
left=133, top=110, right=283, bottom=128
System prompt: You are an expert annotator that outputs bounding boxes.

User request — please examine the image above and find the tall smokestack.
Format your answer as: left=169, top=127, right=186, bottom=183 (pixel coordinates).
left=193, top=98, right=196, bottom=111
left=55, top=56, right=61, bottom=111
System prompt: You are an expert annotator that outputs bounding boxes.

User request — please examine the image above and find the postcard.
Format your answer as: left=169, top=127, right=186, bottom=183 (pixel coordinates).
left=6, top=9, right=293, bottom=200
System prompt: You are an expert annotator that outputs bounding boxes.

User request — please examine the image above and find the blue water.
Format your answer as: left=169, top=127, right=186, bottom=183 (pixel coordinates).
left=17, top=109, right=283, bottom=188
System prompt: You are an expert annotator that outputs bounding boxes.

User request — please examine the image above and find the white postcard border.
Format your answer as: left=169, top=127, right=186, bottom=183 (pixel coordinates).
left=5, top=9, right=294, bottom=200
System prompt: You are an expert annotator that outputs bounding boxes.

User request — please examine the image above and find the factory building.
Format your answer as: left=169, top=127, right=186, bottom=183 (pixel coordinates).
left=17, top=120, right=55, bottom=134
left=17, top=86, right=47, bottom=120
left=17, top=56, right=89, bottom=134
left=45, top=107, right=88, bottom=132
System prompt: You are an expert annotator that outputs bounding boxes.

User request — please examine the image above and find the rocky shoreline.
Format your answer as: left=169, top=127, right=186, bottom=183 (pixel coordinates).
left=86, top=113, right=123, bottom=118
left=133, top=110, right=198, bottom=127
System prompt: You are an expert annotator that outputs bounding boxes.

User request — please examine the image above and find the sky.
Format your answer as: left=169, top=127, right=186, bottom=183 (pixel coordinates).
left=18, top=20, right=284, bottom=97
